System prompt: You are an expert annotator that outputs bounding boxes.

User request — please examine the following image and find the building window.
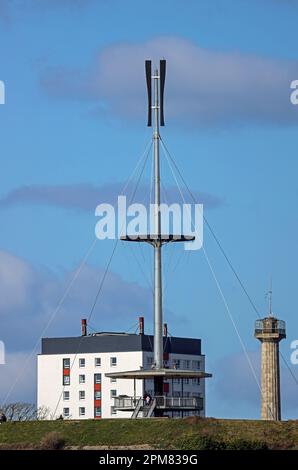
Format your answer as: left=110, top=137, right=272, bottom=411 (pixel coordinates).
left=63, top=358, right=70, bottom=385
left=173, top=359, right=180, bottom=369
left=95, top=390, right=101, bottom=399
left=110, top=389, right=117, bottom=398
left=192, top=360, right=200, bottom=370
left=79, top=390, right=85, bottom=400
left=110, top=377, right=117, bottom=383
left=79, top=407, right=85, bottom=416
left=183, top=378, right=189, bottom=385
left=63, top=375, right=70, bottom=386
left=111, top=406, right=117, bottom=415
left=63, top=407, right=69, bottom=417
left=95, top=357, right=101, bottom=367
left=147, top=356, right=153, bottom=365
left=173, top=378, right=180, bottom=384
left=79, top=358, right=85, bottom=368
left=63, top=358, right=70, bottom=369
left=192, top=378, right=200, bottom=385
left=63, top=391, right=70, bottom=401
left=79, top=374, right=85, bottom=384
left=95, top=407, right=101, bottom=418
left=110, top=357, right=117, bottom=367
left=183, top=360, right=190, bottom=369
left=94, top=373, right=101, bottom=384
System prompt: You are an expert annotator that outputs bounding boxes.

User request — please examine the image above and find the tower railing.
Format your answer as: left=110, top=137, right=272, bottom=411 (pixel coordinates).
left=254, top=319, right=286, bottom=336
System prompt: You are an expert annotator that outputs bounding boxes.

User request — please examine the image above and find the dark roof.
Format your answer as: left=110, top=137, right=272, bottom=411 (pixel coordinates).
left=41, top=334, right=201, bottom=356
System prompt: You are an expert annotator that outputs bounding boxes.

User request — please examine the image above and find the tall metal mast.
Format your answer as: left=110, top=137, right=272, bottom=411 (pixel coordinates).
left=153, top=68, right=163, bottom=370
left=121, top=59, right=194, bottom=395
left=113, top=60, right=212, bottom=417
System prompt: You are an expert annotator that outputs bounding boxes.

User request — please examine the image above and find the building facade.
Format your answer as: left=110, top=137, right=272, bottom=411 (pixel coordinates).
left=37, top=329, right=206, bottom=419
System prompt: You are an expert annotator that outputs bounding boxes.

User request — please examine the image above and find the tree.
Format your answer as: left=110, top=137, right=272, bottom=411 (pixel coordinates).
left=1, top=403, right=50, bottom=421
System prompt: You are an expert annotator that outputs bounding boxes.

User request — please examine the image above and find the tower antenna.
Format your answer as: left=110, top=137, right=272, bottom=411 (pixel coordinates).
left=267, top=277, right=273, bottom=317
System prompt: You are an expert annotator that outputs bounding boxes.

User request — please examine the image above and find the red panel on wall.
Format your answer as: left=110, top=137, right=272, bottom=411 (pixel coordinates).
left=63, top=368, right=70, bottom=376
left=163, top=382, right=169, bottom=393
left=163, top=352, right=169, bottom=361
left=94, top=399, right=101, bottom=407
left=94, top=383, right=101, bottom=391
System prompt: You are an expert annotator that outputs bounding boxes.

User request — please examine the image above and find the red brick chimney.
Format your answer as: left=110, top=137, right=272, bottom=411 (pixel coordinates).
left=81, top=318, right=87, bottom=336
left=139, top=316, right=144, bottom=335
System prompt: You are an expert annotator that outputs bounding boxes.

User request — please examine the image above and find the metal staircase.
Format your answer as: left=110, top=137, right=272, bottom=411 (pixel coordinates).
left=131, top=398, right=143, bottom=419
left=143, top=398, right=156, bottom=418
left=131, top=398, right=156, bottom=419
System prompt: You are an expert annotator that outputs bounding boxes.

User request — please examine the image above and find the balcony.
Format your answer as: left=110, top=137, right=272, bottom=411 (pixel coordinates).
left=114, top=395, right=203, bottom=412
left=255, top=319, right=286, bottom=338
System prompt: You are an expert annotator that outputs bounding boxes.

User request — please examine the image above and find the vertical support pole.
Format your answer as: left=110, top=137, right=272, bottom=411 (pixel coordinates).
left=152, top=67, right=163, bottom=411
left=153, top=68, right=163, bottom=372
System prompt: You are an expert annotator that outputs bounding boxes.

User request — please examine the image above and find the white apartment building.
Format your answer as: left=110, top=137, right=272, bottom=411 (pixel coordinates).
left=37, top=321, right=207, bottom=419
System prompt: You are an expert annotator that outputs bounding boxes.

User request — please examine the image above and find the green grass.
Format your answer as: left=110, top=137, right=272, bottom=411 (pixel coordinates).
left=0, top=418, right=297, bottom=450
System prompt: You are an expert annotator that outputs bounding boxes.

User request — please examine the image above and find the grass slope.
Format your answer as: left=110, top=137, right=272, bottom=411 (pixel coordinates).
left=0, top=418, right=297, bottom=450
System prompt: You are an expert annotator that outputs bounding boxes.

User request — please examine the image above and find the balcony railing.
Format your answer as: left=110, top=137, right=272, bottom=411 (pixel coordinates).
left=114, top=395, right=203, bottom=410
left=255, top=319, right=286, bottom=336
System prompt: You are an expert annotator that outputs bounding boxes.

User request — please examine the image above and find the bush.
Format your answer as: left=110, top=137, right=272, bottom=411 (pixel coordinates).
left=178, top=435, right=269, bottom=451
left=179, top=436, right=227, bottom=450
left=40, top=432, right=65, bottom=450
left=226, top=439, right=268, bottom=450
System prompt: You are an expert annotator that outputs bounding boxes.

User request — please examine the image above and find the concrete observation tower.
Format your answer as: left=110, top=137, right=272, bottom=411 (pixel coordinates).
left=254, top=290, right=286, bottom=421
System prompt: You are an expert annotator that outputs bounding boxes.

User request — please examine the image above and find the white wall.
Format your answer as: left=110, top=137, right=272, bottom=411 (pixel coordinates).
left=37, top=351, right=143, bottom=419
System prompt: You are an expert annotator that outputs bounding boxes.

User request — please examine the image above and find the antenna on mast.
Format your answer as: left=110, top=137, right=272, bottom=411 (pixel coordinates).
left=266, top=278, right=273, bottom=317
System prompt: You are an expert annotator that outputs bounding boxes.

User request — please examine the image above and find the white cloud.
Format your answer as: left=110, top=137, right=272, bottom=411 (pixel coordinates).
left=41, top=36, right=298, bottom=126
left=0, top=249, right=152, bottom=354
left=0, top=182, right=222, bottom=211
left=0, top=351, right=36, bottom=405
left=0, top=251, right=36, bottom=314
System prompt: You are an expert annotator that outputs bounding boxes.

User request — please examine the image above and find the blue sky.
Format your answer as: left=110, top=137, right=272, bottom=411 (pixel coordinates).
left=0, top=0, right=298, bottom=419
